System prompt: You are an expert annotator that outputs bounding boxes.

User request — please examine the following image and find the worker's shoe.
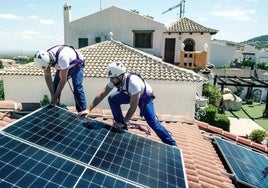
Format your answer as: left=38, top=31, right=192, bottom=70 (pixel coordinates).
left=113, top=121, right=128, bottom=130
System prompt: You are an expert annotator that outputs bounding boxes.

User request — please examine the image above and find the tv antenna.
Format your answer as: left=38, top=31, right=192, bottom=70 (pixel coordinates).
left=162, top=0, right=185, bottom=18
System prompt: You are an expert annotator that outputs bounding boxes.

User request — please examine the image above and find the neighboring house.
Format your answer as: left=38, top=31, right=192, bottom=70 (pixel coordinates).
left=210, top=40, right=236, bottom=67
left=0, top=40, right=207, bottom=117
left=164, top=17, right=218, bottom=69
left=63, top=4, right=218, bottom=71
left=234, top=44, right=268, bottom=65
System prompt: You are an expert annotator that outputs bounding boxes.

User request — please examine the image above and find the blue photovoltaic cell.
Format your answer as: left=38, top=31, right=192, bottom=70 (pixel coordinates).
left=3, top=105, right=109, bottom=164
left=215, top=137, right=268, bottom=188
left=0, top=105, right=187, bottom=188
left=0, top=134, right=84, bottom=188
left=76, top=168, right=137, bottom=188
left=91, top=130, right=186, bottom=188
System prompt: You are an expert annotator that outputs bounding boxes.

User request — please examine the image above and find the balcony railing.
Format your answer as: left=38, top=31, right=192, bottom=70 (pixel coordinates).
left=179, top=51, right=207, bottom=70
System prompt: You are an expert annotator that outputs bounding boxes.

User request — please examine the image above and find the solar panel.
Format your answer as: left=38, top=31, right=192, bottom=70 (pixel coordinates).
left=0, top=105, right=188, bottom=188
left=214, top=136, right=268, bottom=188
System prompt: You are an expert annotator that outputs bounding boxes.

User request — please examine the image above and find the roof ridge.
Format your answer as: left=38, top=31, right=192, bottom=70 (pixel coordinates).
left=109, top=40, right=207, bottom=80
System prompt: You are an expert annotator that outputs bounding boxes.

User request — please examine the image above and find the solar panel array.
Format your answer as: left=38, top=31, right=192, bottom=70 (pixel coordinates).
left=214, top=137, right=268, bottom=188
left=0, top=105, right=188, bottom=188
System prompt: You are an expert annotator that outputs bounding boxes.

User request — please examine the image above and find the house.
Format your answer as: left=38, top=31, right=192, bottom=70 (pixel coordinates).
left=63, top=4, right=218, bottom=71
left=64, top=5, right=166, bottom=57
left=210, top=40, right=236, bottom=68
left=0, top=100, right=267, bottom=187
left=0, top=40, right=207, bottom=117
left=164, top=17, right=218, bottom=70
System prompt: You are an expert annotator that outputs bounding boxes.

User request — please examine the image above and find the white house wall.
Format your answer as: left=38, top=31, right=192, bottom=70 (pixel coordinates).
left=163, top=32, right=212, bottom=64
left=256, top=51, right=268, bottom=63
left=66, top=6, right=166, bottom=57
left=3, top=75, right=201, bottom=117
left=210, top=43, right=235, bottom=67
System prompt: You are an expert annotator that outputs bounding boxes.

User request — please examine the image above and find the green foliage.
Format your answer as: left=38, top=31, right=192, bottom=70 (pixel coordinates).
left=40, top=94, right=67, bottom=109
left=242, top=60, right=255, bottom=68
left=131, top=9, right=140, bottom=14
left=143, top=15, right=154, bottom=19
left=249, top=129, right=267, bottom=143
left=28, top=56, right=34, bottom=63
left=257, top=62, right=268, bottom=70
left=255, top=42, right=268, bottom=49
left=202, top=83, right=222, bottom=106
left=216, top=65, right=229, bottom=69
left=214, top=114, right=230, bottom=131
left=200, top=104, right=230, bottom=131
left=0, top=80, right=4, bottom=100
left=40, top=95, right=50, bottom=106
left=130, top=9, right=154, bottom=19
left=244, top=35, right=268, bottom=42
left=13, top=55, right=34, bottom=64
left=246, top=99, right=253, bottom=105
left=0, top=60, right=3, bottom=69
left=200, top=104, right=217, bottom=124
left=234, top=86, right=243, bottom=97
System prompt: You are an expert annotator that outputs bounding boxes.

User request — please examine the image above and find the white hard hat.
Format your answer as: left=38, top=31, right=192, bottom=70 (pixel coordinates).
left=34, top=50, right=50, bottom=69
left=107, top=61, right=126, bottom=77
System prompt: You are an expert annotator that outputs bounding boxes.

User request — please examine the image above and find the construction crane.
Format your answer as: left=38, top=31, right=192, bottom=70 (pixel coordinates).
left=162, top=0, right=185, bottom=18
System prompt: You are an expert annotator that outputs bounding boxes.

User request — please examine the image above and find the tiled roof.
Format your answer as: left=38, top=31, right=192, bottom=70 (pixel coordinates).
left=167, top=17, right=218, bottom=34
left=1, top=100, right=267, bottom=187
left=0, top=62, right=45, bottom=76
left=80, top=40, right=206, bottom=81
left=0, top=40, right=207, bottom=82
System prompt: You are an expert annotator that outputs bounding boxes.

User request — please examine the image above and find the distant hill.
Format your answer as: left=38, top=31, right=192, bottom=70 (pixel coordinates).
left=243, top=35, right=268, bottom=43
left=241, top=35, right=268, bottom=49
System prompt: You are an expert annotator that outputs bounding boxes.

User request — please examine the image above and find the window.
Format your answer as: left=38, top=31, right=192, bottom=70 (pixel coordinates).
left=133, top=30, right=154, bottom=48
left=78, top=38, right=88, bottom=48
left=183, top=38, right=195, bottom=51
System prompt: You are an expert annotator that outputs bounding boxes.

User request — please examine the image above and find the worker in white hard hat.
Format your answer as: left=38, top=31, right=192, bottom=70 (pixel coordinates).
left=34, top=45, right=87, bottom=112
left=79, top=61, right=176, bottom=146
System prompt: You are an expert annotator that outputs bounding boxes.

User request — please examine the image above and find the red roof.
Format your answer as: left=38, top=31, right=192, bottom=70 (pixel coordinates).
left=1, top=101, right=267, bottom=187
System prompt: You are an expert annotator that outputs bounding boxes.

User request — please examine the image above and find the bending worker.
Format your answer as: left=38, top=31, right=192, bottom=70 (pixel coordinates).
left=79, top=61, right=176, bottom=146
left=34, top=45, right=87, bottom=112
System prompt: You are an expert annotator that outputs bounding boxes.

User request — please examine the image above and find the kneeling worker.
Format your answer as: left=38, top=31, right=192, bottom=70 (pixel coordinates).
left=79, top=61, right=176, bottom=146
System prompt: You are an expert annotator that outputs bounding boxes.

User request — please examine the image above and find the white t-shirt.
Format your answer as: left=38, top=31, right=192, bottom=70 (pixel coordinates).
left=107, top=73, right=153, bottom=96
left=48, top=46, right=84, bottom=70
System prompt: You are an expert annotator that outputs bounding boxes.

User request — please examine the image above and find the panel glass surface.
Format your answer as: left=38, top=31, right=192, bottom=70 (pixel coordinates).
left=215, top=137, right=268, bottom=188
left=0, top=134, right=84, bottom=187
left=3, top=105, right=109, bottom=164
left=91, top=130, right=186, bottom=188
left=0, top=105, right=187, bottom=188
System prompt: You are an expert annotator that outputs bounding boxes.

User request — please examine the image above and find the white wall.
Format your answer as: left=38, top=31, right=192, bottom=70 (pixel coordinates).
left=3, top=75, right=202, bottom=117
left=210, top=43, right=235, bottom=67
left=163, top=32, right=212, bottom=64
left=66, top=6, right=166, bottom=57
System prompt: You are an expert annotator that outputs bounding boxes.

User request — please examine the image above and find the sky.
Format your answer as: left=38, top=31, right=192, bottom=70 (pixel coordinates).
left=0, top=0, right=267, bottom=52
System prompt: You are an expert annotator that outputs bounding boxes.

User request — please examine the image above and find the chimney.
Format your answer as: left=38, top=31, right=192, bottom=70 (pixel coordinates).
left=63, top=3, right=71, bottom=44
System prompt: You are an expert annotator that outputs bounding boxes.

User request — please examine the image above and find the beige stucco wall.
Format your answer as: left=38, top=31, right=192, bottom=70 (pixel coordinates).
left=2, top=75, right=203, bottom=117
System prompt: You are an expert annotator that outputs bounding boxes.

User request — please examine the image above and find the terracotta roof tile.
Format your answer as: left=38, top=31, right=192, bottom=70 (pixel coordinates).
left=0, top=40, right=207, bottom=82
left=80, top=40, right=206, bottom=82
left=0, top=100, right=22, bottom=111
left=167, top=17, right=218, bottom=34
left=1, top=101, right=267, bottom=187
